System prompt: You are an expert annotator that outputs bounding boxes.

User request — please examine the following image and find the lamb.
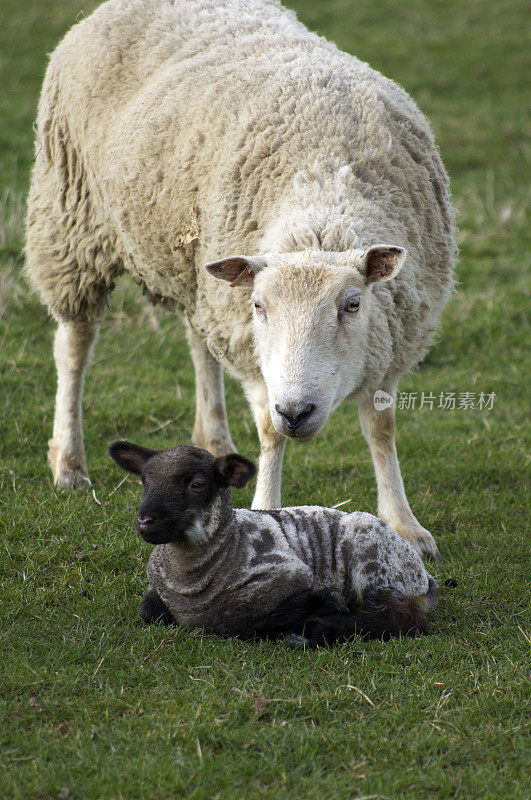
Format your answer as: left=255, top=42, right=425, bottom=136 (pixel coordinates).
left=109, top=441, right=440, bottom=647
left=26, top=0, right=456, bottom=560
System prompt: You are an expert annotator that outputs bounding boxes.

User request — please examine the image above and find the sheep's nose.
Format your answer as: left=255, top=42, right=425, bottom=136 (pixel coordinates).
left=275, top=402, right=316, bottom=431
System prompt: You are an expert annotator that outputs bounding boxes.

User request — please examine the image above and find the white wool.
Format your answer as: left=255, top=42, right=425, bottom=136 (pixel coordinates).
left=26, top=0, right=456, bottom=559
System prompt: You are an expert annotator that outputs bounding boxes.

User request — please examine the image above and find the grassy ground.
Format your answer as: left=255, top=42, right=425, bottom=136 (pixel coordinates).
left=0, top=0, right=529, bottom=798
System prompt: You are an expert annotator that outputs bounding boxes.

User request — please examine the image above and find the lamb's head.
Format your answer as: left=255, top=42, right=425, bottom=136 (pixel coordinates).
left=206, top=245, right=405, bottom=440
left=109, top=441, right=256, bottom=545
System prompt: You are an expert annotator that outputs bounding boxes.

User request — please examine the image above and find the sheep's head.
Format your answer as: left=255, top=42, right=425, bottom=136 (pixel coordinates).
left=109, top=441, right=256, bottom=545
left=205, top=245, right=405, bottom=440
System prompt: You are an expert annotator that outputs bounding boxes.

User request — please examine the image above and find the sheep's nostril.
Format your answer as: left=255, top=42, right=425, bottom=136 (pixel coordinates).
left=297, top=403, right=315, bottom=423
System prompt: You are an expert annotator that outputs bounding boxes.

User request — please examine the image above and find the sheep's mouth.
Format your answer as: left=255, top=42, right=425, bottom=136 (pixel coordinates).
left=270, top=402, right=327, bottom=441
left=285, top=429, right=318, bottom=442
left=274, top=417, right=324, bottom=441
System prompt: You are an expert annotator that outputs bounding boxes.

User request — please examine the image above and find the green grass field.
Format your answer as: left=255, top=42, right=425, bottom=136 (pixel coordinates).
left=0, top=0, right=529, bottom=797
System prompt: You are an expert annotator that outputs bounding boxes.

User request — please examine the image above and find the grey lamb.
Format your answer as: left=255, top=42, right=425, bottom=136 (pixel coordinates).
left=109, top=441, right=440, bottom=647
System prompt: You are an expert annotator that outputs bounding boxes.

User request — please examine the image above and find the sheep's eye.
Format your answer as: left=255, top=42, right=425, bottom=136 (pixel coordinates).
left=344, top=297, right=360, bottom=313
left=251, top=295, right=266, bottom=316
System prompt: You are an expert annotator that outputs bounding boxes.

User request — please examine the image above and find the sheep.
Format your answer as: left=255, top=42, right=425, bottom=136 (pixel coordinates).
left=109, top=440, right=440, bottom=646
left=26, top=0, right=456, bottom=560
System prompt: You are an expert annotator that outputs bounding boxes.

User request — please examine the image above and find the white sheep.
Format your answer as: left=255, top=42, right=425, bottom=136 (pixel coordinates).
left=26, top=0, right=456, bottom=559
left=109, top=441, right=440, bottom=646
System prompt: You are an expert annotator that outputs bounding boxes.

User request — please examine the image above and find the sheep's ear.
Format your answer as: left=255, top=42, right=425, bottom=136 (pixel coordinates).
left=214, top=454, right=257, bottom=488
left=358, top=245, right=406, bottom=284
left=109, top=440, right=161, bottom=474
left=204, top=256, right=267, bottom=287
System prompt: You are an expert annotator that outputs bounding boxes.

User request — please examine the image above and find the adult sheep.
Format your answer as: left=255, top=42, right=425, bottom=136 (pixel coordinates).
left=26, top=0, right=456, bottom=559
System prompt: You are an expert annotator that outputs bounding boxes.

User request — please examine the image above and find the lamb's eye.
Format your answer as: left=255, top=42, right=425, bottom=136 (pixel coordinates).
left=344, top=297, right=360, bottom=313
left=254, top=302, right=265, bottom=314
left=189, top=479, right=207, bottom=493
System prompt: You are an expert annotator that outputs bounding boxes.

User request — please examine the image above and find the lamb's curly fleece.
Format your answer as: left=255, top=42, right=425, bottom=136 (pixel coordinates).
left=147, top=503, right=440, bottom=637
left=26, top=0, right=456, bottom=387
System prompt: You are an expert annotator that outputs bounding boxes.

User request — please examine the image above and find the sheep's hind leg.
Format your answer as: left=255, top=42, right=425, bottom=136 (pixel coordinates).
left=358, top=388, right=441, bottom=561
left=48, top=318, right=100, bottom=489
left=186, top=322, right=235, bottom=456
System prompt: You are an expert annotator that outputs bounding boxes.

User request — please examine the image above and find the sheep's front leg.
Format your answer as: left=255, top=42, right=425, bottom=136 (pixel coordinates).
left=246, top=383, right=286, bottom=509
left=48, top=318, right=99, bottom=488
left=186, top=322, right=235, bottom=456
left=358, top=388, right=441, bottom=560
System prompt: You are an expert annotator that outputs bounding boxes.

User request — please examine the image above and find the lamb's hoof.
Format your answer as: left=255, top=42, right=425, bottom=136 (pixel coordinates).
left=393, top=523, right=441, bottom=561
left=282, top=633, right=311, bottom=649
left=312, top=589, right=348, bottom=614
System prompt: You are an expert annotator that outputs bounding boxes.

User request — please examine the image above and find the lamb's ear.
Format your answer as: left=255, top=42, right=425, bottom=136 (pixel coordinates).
left=108, top=440, right=161, bottom=474
left=214, top=454, right=257, bottom=488
left=358, top=245, right=406, bottom=284
left=204, top=256, right=267, bottom=287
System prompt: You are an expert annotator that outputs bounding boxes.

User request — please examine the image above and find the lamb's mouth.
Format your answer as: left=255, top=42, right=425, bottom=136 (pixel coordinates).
left=136, top=514, right=199, bottom=545
left=137, top=524, right=177, bottom=545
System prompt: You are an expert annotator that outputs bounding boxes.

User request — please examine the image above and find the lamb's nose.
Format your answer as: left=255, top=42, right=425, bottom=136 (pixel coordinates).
left=137, top=513, right=156, bottom=529
left=275, top=402, right=316, bottom=431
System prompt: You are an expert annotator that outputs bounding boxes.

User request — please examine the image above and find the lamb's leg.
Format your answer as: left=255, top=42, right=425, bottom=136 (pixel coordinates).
left=254, top=588, right=348, bottom=646
left=358, top=389, right=441, bottom=560
left=246, top=383, right=286, bottom=509
left=186, top=322, right=235, bottom=456
left=304, top=591, right=430, bottom=645
left=48, top=318, right=100, bottom=488
left=139, top=589, right=174, bottom=626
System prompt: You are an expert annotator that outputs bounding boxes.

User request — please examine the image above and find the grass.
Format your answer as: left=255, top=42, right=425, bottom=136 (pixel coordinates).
left=0, top=0, right=529, bottom=798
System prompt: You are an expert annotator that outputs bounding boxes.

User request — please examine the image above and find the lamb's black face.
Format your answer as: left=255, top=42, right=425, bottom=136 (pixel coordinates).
left=137, top=448, right=220, bottom=544
left=109, top=441, right=256, bottom=546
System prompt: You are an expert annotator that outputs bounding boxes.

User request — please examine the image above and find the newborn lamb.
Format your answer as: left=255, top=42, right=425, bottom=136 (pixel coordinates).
left=109, top=441, right=440, bottom=647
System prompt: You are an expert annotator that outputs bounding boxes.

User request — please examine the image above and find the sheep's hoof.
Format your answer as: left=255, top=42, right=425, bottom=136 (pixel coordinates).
left=417, top=531, right=441, bottom=562
left=393, top=523, right=441, bottom=562
left=48, top=442, right=91, bottom=489
left=54, top=468, right=92, bottom=490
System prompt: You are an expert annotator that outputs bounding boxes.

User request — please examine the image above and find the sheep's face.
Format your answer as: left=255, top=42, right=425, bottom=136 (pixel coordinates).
left=109, top=442, right=255, bottom=545
left=206, top=245, right=405, bottom=440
